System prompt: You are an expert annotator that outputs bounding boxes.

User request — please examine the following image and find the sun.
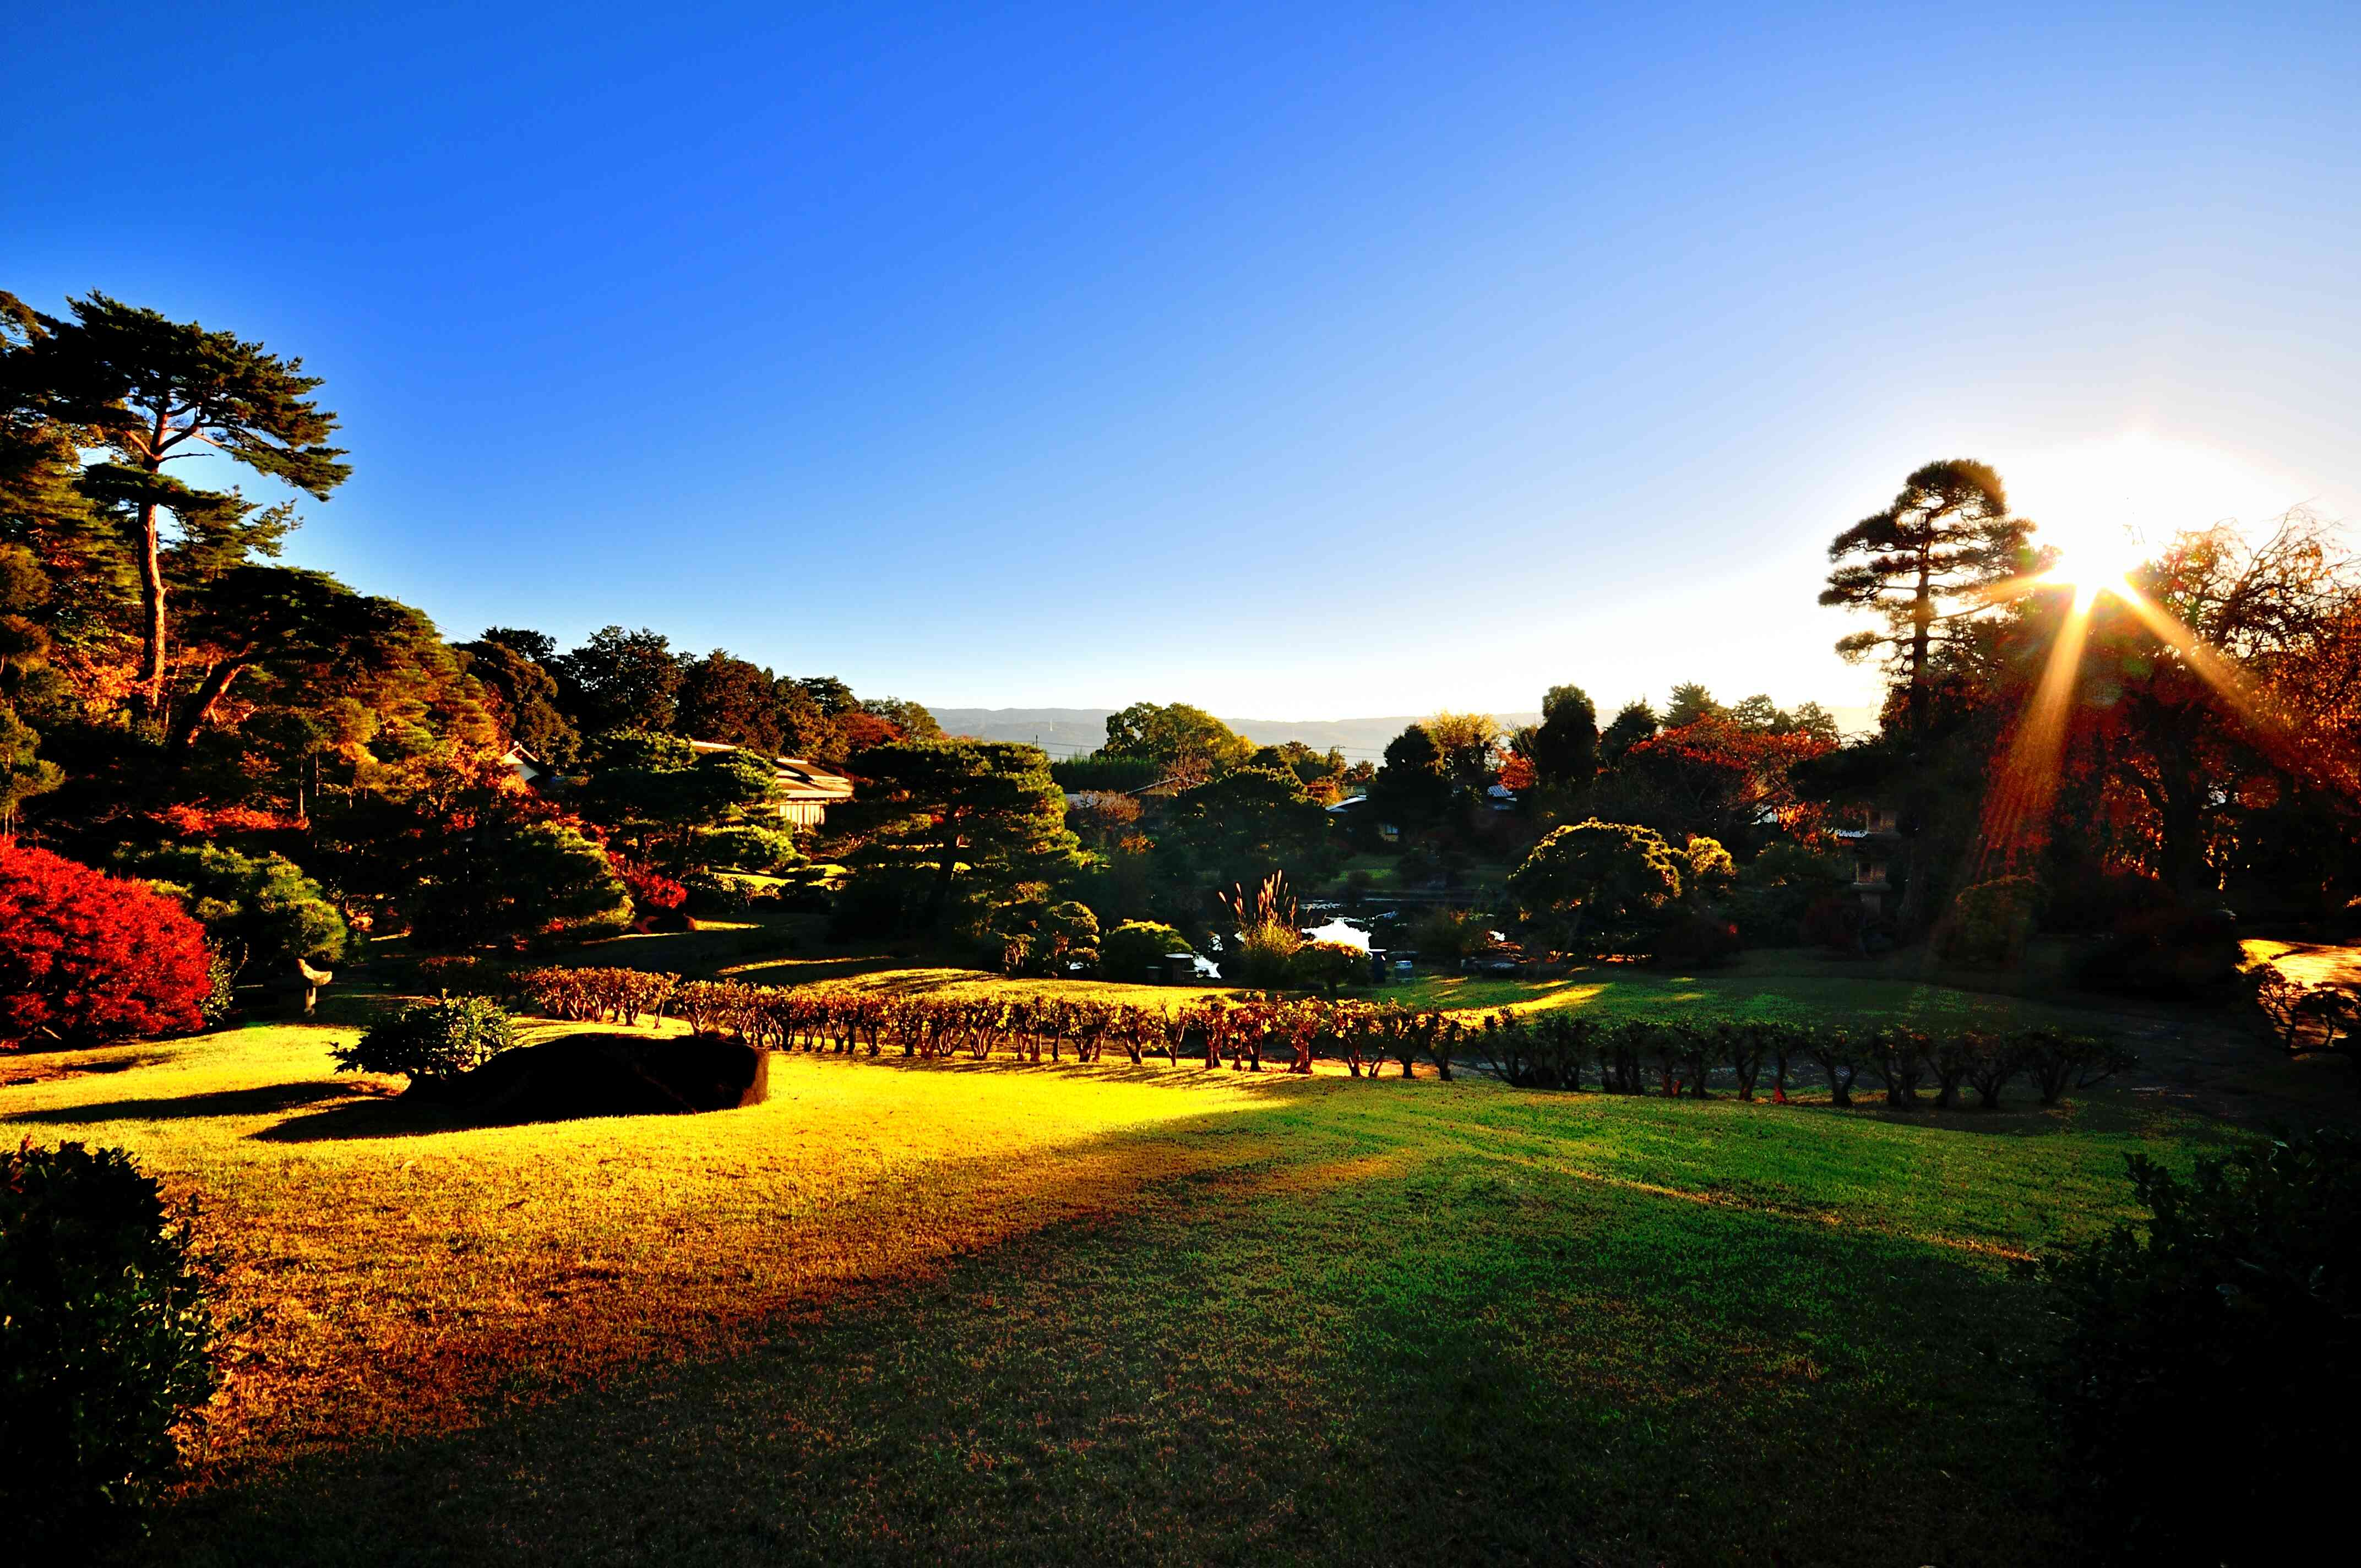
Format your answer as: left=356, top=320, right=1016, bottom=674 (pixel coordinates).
left=2038, top=515, right=2148, bottom=607
left=2008, top=431, right=2303, bottom=608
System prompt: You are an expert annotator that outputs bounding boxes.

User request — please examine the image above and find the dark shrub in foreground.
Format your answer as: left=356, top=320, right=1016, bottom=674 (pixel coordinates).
left=335, top=994, right=515, bottom=1084
left=0, top=1139, right=218, bottom=1544
left=2029, top=1128, right=2361, bottom=1561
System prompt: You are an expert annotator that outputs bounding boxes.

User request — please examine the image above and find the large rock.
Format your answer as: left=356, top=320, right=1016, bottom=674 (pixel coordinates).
left=429, top=1032, right=769, bottom=1121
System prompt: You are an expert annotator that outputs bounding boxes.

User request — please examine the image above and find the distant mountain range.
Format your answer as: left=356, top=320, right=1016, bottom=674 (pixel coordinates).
left=928, top=703, right=1883, bottom=757
left=928, top=708, right=1542, bottom=760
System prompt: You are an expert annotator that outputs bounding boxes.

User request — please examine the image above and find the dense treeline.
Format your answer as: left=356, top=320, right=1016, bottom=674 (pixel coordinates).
left=1047, top=464, right=2361, bottom=978
left=0, top=288, right=943, bottom=973
left=8, top=281, right=2361, bottom=1014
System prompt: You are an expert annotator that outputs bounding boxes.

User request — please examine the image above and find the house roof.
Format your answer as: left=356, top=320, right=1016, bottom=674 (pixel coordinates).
left=688, top=741, right=854, bottom=803
left=774, top=757, right=855, bottom=803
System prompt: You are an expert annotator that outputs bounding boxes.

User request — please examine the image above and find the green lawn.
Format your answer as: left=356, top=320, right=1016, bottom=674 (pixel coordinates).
left=1, top=990, right=2279, bottom=1566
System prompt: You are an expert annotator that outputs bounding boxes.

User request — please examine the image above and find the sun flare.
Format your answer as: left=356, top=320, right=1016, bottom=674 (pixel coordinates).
left=2011, top=431, right=2309, bottom=605
left=2039, top=518, right=2148, bottom=607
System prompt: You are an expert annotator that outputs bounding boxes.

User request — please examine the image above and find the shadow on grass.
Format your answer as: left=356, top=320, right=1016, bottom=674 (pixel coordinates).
left=0, top=1048, right=181, bottom=1087
left=724, top=953, right=916, bottom=984
left=839, top=1049, right=1327, bottom=1096
left=249, top=1091, right=787, bottom=1144
left=1765, top=1096, right=2110, bottom=1138
left=247, top=1095, right=469, bottom=1142
left=5, top=1081, right=366, bottom=1126
left=135, top=1109, right=2069, bottom=1568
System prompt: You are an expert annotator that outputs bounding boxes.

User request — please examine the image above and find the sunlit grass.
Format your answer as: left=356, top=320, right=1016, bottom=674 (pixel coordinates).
left=5, top=1022, right=1286, bottom=1478
left=0, top=1005, right=2242, bottom=1564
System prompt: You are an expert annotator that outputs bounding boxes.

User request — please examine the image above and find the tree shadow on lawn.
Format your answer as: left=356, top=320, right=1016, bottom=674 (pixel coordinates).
left=6, top=1080, right=368, bottom=1127
left=1764, top=1094, right=2136, bottom=1139
left=246, top=1093, right=474, bottom=1142
left=0, top=1047, right=182, bottom=1087
left=135, top=1116, right=2074, bottom=1568
left=847, top=1052, right=1328, bottom=1093
left=249, top=1050, right=1322, bottom=1143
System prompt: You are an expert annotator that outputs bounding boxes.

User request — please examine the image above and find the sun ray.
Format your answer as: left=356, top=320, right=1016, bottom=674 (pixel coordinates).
left=1968, top=590, right=2095, bottom=881
left=2105, top=578, right=2361, bottom=801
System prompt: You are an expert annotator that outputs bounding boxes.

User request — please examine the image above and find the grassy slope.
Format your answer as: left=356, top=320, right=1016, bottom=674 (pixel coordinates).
left=3, top=1013, right=2248, bottom=1567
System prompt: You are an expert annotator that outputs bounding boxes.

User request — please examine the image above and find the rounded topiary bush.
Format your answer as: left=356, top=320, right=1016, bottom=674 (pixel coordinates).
left=1936, top=875, right=2043, bottom=967
left=1101, top=921, right=1193, bottom=983
left=0, top=1139, right=219, bottom=1544
left=0, top=845, right=213, bottom=1049
left=692, top=824, right=805, bottom=874
left=1287, top=940, right=1363, bottom=995
left=335, top=995, right=516, bottom=1085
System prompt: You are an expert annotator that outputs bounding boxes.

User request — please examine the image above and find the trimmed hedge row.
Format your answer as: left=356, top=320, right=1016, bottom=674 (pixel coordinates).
left=498, top=970, right=2128, bottom=1107
left=511, top=966, right=680, bottom=1026
left=1469, top=1011, right=2132, bottom=1109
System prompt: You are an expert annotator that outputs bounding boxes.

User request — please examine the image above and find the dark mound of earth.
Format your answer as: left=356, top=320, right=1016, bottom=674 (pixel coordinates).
left=426, top=1032, right=769, bottom=1121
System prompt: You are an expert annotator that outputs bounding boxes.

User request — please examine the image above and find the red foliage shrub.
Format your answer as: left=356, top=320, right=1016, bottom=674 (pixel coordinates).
left=618, top=862, right=687, bottom=913
left=836, top=710, right=904, bottom=755
left=0, top=845, right=213, bottom=1049
left=148, top=803, right=303, bottom=838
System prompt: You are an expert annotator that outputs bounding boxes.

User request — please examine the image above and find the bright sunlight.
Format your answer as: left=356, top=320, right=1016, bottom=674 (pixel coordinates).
left=2012, top=431, right=2311, bottom=602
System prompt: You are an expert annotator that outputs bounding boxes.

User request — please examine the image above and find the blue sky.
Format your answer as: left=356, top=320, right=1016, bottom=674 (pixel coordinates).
left=8, top=2, right=2358, bottom=723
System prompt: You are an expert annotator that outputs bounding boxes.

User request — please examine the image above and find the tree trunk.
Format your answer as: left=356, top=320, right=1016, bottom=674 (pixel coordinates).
left=923, top=832, right=963, bottom=928
left=164, top=660, right=248, bottom=761
left=2159, top=797, right=2208, bottom=896
left=1892, top=549, right=1938, bottom=935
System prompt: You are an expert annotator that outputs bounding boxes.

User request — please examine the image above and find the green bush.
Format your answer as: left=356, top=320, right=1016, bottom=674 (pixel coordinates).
left=681, top=870, right=756, bottom=919
left=1222, top=919, right=1301, bottom=987
left=1410, top=906, right=1496, bottom=964
left=1102, top=921, right=1193, bottom=982
left=690, top=824, right=806, bottom=874
left=1729, top=841, right=1851, bottom=945
left=334, top=995, right=515, bottom=1084
left=1935, top=875, right=2042, bottom=966
left=0, top=1140, right=219, bottom=1544
left=119, top=842, right=349, bottom=982
left=2028, top=1128, right=2361, bottom=1560
left=1288, top=940, right=1363, bottom=995
left=1048, top=755, right=1163, bottom=793
left=991, top=899, right=1101, bottom=977
left=197, top=949, right=237, bottom=1028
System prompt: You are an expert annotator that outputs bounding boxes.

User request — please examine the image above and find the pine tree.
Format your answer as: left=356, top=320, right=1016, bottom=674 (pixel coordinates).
left=19, top=294, right=349, bottom=720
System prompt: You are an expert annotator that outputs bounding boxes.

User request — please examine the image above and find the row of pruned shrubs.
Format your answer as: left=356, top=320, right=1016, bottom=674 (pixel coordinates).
left=489, top=969, right=2129, bottom=1107
left=509, top=966, right=681, bottom=1026
left=529, top=980, right=1472, bottom=1077
left=1470, top=1011, right=2131, bottom=1109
